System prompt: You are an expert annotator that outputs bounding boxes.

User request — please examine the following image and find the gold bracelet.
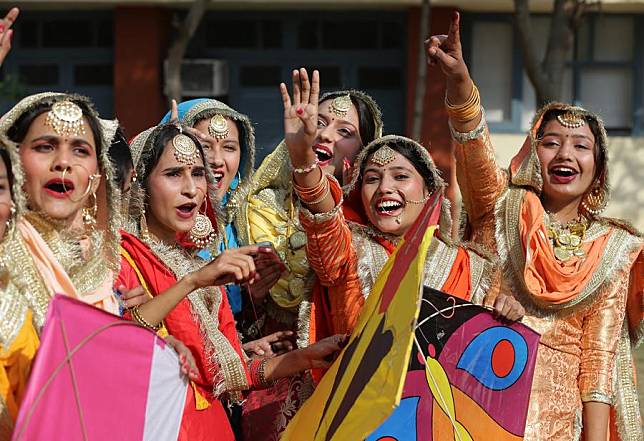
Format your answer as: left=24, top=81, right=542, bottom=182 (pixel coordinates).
left=445, top=81, right=481, bottom=122
left=302, top=181, right=330, bottom=206
left=131, top=305, right=162, bottom=331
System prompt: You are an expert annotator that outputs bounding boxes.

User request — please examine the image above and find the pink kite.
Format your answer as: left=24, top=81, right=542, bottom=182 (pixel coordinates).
left=12, top=295, right=188, bottom=441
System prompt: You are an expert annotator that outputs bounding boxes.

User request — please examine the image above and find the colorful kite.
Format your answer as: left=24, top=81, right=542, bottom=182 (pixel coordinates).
left=12, top=295, right=188, bottom=441
left=367, top=290, right=540, bottom=441
left=282, top=193, right=443, bottom=441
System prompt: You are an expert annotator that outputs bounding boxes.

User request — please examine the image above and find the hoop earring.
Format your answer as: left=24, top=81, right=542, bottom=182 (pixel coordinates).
left=581, top=183, right=607, bottom=216
left=189, top=197, right=215, bottom=248
left=82, top=192, right=98, bottom=228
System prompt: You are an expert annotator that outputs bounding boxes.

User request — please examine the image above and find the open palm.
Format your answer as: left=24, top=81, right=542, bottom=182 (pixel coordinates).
left=280, top=68, right=320, bottom=166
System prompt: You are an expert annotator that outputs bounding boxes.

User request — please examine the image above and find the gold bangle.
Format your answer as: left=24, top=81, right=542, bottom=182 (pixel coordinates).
left=445, top=81, right=481, bottom=122
left=301, top=181, right=330, bottom=206
left=131, top=305, right=162, bottom=331
left=293, top=168, right=325, bottom=196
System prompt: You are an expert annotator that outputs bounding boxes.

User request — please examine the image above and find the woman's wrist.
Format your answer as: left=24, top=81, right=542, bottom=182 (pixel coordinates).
left=180, top=272, right=199, bottom=292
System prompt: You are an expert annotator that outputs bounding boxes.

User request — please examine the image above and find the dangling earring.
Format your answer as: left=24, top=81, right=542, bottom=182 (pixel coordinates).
left=581, top=184, right=606, bottom=216
left=140, top=206, right=150, bottom=240
left=189, top=199, right=215, bottom=248
left=82, top=192, right=98, bottom=228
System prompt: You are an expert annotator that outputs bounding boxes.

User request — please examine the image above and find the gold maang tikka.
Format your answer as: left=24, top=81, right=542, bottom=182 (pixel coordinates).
left=329, top=94, right=352, bottom=118
left=556, top=111, right=585, bottom=129
left=370, top=145, right=397, bottom=166
left=173, top=131, right=199, bottom=165
left=208, top=114, right=229, bottom=140
left=45, top=101, right=86, bottom=137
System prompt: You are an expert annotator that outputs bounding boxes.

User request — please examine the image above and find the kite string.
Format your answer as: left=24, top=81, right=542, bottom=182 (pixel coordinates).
left=413, top=335, right=465, bottom=441
left=60, top=320, right=90, bottom=441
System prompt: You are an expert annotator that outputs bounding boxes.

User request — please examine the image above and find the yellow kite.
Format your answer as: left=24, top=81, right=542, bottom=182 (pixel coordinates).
left=282, top=194, right=442, bottom=441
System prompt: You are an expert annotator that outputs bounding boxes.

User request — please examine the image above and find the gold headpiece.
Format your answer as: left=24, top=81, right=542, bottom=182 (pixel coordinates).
left=328, top=94, right=352, bottom=118
left=370, top=145, right=397, bottom=166
left=172, top=133, right=199, bottom=165
left=208, top=114, right=229, bottom=140
left=45, top=101, right=86, bottom=137
left=556, top=111, right=585, bottom=129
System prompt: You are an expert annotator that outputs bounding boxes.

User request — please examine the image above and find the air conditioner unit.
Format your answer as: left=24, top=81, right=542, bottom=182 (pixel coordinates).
left=164, top=59, right=229, bottom=97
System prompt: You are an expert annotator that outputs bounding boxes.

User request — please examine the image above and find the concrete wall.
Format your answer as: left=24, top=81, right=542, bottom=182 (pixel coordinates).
left=490, top=133, right=644, bottom=231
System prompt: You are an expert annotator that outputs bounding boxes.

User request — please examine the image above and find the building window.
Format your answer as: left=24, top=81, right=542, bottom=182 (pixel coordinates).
left=470, top=21, right=514, bottom=124
left=205, top=19, right=283, bottom=49
left=466, top=14, right=642, bottom=134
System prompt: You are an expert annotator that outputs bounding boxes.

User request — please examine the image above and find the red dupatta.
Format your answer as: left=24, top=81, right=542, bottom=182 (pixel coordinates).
left=118, top=231, right=240, bottom=441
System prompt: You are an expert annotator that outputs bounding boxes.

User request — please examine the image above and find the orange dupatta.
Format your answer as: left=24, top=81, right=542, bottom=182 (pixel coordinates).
left=520, top=191, right=610, bottom=305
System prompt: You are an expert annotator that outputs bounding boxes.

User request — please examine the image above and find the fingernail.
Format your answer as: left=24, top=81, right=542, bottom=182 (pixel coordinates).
left=0, top=24, right=5, bottom=33
left=296, top=108, right=303, bottom=115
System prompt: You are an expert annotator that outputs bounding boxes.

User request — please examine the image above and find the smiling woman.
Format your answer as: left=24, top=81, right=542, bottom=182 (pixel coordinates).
left=428, top=12, right=644, bottom=440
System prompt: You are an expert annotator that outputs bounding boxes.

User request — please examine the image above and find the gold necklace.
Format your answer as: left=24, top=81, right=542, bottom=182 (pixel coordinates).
left=546, top=214, right=588, bottom=261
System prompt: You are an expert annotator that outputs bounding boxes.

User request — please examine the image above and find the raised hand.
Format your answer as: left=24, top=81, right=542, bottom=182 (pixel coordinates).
left=279, top=68, right=320, bottom=167
left=425, top=11, right=470, bottom=83
left=0, top=7, right=19, bottom=67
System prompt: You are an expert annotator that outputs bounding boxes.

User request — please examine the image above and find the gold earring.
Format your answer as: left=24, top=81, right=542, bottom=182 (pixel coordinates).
left=581, top=184, right=606, bottom=216
left=140, top=206, right=150, bottom=240
left=82, top=192, right=98, bottom=228
left=189, top=200, right=215, bottom=248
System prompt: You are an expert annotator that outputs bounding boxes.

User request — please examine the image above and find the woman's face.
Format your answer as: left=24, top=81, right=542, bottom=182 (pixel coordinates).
left=0, top=158, right=12, bottom=238
left=536, top=119, right=597, bottom=212
left=19, top=111, right=99, bottom=226
left=194, top=117, right=241, bottom=200
left=146, top=139, right=208, bottom=243
left=361, top=150, right=428, bottom=237
left=314, top=99, right=363, bottom=180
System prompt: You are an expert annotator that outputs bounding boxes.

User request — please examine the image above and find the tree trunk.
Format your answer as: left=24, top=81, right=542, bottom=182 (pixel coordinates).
left=514, top=0, right=588, bottom=107
left=165, top=0, right=208, bottom=105
left=411, top=0, right=431, bottom=141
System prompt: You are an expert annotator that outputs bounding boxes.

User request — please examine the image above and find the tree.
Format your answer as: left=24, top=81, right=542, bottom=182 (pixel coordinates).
left=513, top=0, right=598, bottom=107
left=165, top=0, right=209, bottom=104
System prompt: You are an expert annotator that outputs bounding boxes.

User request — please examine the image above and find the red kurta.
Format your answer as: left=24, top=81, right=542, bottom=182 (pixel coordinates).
left=117, top=232, right=251, bottom=441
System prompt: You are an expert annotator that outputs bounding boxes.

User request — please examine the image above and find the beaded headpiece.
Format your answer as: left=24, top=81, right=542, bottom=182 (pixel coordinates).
left=370, top=145, right=397, bottom=166
left=172, top=132, right=199, bottom=165
left=556, top=111, right=585, bottom=129
left=328, top=94, right=353, bottom=118
left=208, top=114, right=230, bottom=140
left=45, top=101, right=86, bottom=137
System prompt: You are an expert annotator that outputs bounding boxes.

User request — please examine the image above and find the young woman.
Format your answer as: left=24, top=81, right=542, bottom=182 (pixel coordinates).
left=235, top=76, right=385, bottom=439
left=281, top=69, right=524, bottom=438
left=0, top=92, right=123, bottom=433
left=428, top=13, right=643, bottom=440
left=117, top=122, right=345, bottom=441
left=238, top=84, right=384, bottom=335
